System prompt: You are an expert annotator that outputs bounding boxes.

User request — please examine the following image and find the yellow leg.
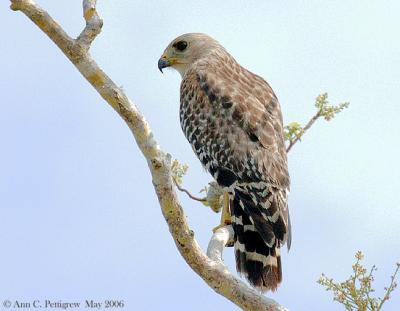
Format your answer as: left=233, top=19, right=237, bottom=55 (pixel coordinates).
left=213, top=192, right=231, bottom=232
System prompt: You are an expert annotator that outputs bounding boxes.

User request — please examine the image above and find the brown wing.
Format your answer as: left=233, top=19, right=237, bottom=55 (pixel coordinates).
left=180, top=56, right=290, bottom=240
left=193, top=58, right=289, bottom=190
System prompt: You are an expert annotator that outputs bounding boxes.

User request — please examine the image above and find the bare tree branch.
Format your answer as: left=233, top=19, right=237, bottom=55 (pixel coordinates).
left=207, top=226, right=234, bottom=262
left=285, top=93, right=349, bottom=153
left=10, top=0, right=287, bottom=310
left=77, top=0, right=103, bottom=49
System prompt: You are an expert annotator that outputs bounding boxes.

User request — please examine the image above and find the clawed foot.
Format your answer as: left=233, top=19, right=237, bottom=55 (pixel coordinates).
left=213, top=192, right=231, bottom=233
left=212, top=221, right=232, bottom=233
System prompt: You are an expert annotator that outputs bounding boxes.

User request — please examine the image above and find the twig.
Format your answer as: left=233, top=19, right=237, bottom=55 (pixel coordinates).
left=377, top=263, right=400, bottom=310
left=286, top=110, right=321, bottom=153
left=173, top=179, right=208, bottom=203
left=286, top=94, right=349, bottom=153
left=10, top=1, right=287, bottom=310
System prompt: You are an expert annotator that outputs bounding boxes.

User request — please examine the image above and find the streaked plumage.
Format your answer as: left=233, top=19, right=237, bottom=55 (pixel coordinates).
left=159, top=33, right=290, bottom=291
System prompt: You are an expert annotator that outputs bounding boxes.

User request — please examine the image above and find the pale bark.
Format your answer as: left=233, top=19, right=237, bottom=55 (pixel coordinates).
left=10, top=1, right=288, bottom=310
left=207, top=226, right=235, bottom=263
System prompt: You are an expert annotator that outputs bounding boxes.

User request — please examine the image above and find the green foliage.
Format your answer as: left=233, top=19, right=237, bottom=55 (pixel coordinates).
left=170, top=159, right=188, bottom=186
left=284, top=92, right=349, bottom=148
left=284, top=122, right=304, bottom=143
left=315, top=92, right=350, bottom=121
left=318, top=251, right=400, bottom=311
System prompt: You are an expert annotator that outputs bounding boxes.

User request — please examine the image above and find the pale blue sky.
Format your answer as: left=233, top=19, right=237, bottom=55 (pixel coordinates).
left=1, top=1, right=399, bottom=310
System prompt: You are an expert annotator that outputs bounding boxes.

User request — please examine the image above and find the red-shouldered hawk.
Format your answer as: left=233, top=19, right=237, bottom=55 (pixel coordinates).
left=158, top=33, right=290, bottom=292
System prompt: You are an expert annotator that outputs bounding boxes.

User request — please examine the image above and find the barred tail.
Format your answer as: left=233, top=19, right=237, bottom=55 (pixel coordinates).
left=231, top=190, right=283, bottom=292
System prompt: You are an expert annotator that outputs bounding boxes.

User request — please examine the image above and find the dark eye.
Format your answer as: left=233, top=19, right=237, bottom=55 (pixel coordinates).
left=173, top=40, right=188, bottom=52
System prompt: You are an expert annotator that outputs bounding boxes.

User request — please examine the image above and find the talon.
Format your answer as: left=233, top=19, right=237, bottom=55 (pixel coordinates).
left=213, top=192, right=231, bottom=233
left=212, top=220, right=232, bottom=233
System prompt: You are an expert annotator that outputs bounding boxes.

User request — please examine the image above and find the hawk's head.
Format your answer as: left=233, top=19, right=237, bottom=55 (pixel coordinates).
left=158, top=33, right=222, bottom=77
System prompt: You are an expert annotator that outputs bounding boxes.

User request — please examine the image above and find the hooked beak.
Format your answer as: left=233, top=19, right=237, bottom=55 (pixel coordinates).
left=158, top=56, right=171, bottom=73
